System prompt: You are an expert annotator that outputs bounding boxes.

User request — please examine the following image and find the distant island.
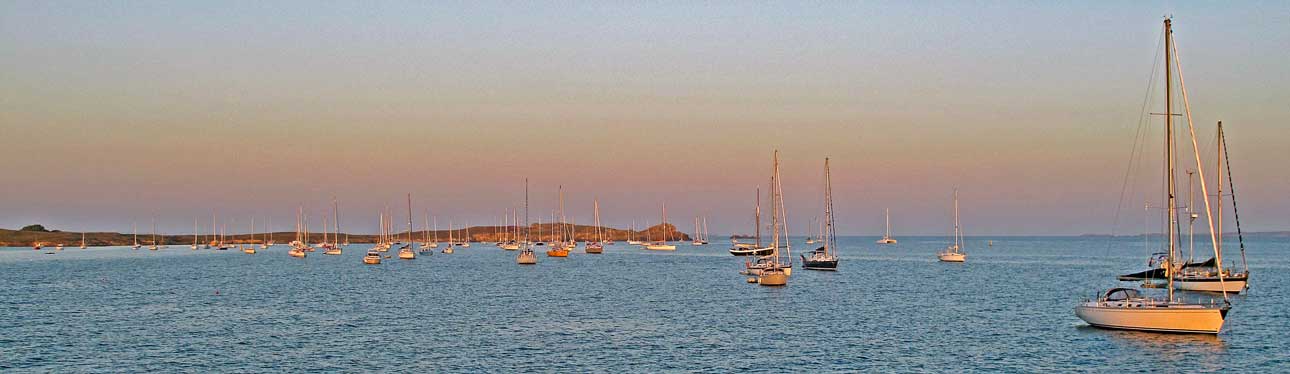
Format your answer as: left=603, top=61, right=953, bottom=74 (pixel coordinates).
left=1, top=224, right=691, bottom=247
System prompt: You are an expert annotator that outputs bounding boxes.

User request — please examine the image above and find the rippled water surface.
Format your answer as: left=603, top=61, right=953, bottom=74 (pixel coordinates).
left=2, top=236, right=1287, bottom=372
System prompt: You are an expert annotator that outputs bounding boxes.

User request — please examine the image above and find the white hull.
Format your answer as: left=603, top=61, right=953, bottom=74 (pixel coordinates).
left=627, top=240, right=643, bottom=245
left=398, top=251, right=416, bottom=260
left=938, top=252, right=965, bottom=262
left=645, top=244, right=676, bottom=251
left=516, top=252, right=537, bottom=264
left=1075, top=302, right=1227, bottom=334
left=876, top=238, right=897, bottom=244
left=1174, top=278, right=1248, bottom=293
left=758, top=271, right=788, bottom=286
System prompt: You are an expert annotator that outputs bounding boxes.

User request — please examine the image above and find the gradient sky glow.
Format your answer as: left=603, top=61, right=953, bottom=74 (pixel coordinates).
left=2, top=1, right=1288, bottom=236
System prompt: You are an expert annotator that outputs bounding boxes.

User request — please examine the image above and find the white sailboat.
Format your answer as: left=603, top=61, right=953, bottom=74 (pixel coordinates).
left=1075, top=19, right=1230, bottom=334
left=398, top=194, right=417, bottom=260
left=242, top=217, right=257, bottom=254
left=79, top=231, right=87, bottom=249
left=132, top=222, right=140, bottom=249
left=586, top=199, right=605, bottom=254
left=936, top=190, right=966, bottom=263
left=191, top=218, right=199, bottom=250
left=752, top=150, right=791, bottom=286
left=148, top=216, right=159, bottom=250
left=1172, top=122, right=1249, bottom=293
left=644, top=202, right=677, bottom=251
left=517, top=179, right=538, bottom=265
left=876, top=208, right=897, bottom=244
left=626, top=220, right=643, bottom=245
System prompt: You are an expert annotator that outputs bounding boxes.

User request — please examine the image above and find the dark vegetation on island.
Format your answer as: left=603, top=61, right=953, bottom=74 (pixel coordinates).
left=1, top=223, right=690, bottom=247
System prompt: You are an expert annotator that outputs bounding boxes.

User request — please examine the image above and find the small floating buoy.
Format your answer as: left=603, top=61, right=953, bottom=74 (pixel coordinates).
left=214, top=290, right=220, bottom=296
left=747, top=277, right=758, bottom=284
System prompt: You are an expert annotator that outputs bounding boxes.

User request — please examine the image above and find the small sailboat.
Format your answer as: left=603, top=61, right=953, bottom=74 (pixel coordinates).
left=805, top=217, right=817, bottom=244
left=419, top=211, right=434, bottom=254
left=398, top=194, right=417, bottom=260
left=936, top=189, right=966, bottom=263
left=288, top=207, right=307, bottom=258
left=148, top=217, right=159, bottom=250
left=517, top=179, right=538, bottom=265
left=586, top=199, right=605, bottom=254
left=324, top=200, right=343, bottom=255
left=458, top=223, right=472, bottom=248
left=132, top=222, right=141, bottom=250
left=752, top=150, right=791, bottom=286
left=644, top=203, right=677, bottom=251
left=802, top=158, right=840, bottom=271
left=191, top=218, right=199, bottom=250
left=80, top=232, right=87, bottom=249
left=691, top=217, right=710, bottom=246
left=1075, top=19, right=1230, bottom=334
left=242, top=217, right=257, bottom=254
left=876, top=208, right=897, bottom=244
left=626, top=220, right=643, bottom=245
left=443, top=222, right=456, bottom=254
left=546, top=186, right=571, bottom=257
left=730, top=187, right=775, bottom=256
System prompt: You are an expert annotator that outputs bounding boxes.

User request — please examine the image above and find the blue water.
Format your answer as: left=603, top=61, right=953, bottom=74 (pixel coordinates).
left=2, top=236, right=1287, bottom=372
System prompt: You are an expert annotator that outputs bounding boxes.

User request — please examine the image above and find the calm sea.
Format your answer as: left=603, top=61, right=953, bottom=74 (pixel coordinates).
left=2, top=236, right=1286, bottom=372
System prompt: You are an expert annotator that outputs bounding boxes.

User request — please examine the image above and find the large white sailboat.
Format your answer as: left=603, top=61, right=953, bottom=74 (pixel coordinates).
left=936, top=190, right=966, bottom=263
left=1075, top=19, right=1231, bottom=334
left=876, top=209, right=897, bottom=244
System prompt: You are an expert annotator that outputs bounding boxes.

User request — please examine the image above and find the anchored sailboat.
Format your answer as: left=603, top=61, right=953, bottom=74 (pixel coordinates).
left=876, top=209, right=897, bottom=244
left=644, top=202, right=677, bottom=251
left=517, top=179, right=538, bottom=265
left=398, top=194, right=417, bottom=260
left=547, top=186, right=571, bottom=257
left=730, top=187, right=774, bottom=256
left=802, top=158, right=839, bottom=271
left=1075, top=19, right=1230, bottom=334
left=750, top=150, right=791, bottom=286
left=586, top=199, right=605, bottom=254
left=936, top=190, right=966, bottom=263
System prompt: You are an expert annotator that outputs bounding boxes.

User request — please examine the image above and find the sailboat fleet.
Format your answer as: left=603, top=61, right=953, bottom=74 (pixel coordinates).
left=10, top=17, right=1271, bottom=349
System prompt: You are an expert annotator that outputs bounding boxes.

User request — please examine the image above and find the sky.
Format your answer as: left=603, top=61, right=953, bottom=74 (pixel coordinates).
left=2, top=1, right=1288, bottom=236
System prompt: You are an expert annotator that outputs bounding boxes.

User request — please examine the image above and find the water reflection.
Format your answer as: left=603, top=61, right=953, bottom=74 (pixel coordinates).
left=1078, top=325, right=1227, bottom=370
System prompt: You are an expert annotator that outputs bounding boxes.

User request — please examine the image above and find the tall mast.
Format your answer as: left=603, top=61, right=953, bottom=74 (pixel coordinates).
left=1216, top=122, right=1223, bottom=261
left=953, top=189, right=961, bottom=251
left=824, top=158, right=834, bottom=256
left=755, top=187, right=762, bottom=247
left=886, top=208, right=891, bottom=238
left=333, top=197, right=340, bottom=244
left=1164, top=18, right=1176, bottom=302
left=406, top=194, right=413, bottom=246
left=524, top=178, right=529, bottom=244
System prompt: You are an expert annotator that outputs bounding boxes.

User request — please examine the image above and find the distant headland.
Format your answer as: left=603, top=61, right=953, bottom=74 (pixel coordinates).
left=0, top=224, right=691, bottom=247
